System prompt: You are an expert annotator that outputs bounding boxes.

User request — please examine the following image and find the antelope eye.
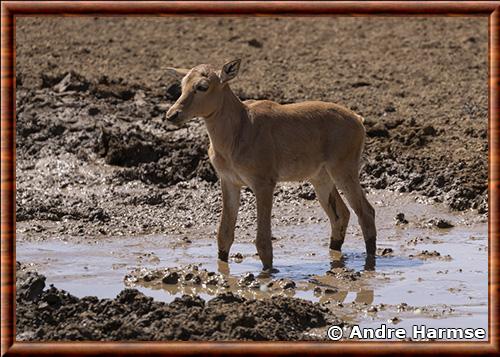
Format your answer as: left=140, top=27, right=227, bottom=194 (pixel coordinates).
left=195, top=81, right=209, bottom=92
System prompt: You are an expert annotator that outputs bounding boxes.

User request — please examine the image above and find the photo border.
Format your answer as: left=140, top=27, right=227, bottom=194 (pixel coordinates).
left=1, top=1, right=499, bottom=355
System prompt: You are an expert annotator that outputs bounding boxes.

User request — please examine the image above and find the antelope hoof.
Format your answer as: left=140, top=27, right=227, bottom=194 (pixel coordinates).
left=330, top=240, right=343, bottom=251
left=364, top=255, right=376, bottom=271
left=262, top=266, right=279, bottom=274
left=218, top=250, right=229, bottom=262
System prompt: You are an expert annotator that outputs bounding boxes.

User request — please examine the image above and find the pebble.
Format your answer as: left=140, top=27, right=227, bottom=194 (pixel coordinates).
left=206, top=278, right=218, bottom=286
left=395, top=213, right=409, bottom=224
left=429, top=218, right=454, bottom=229
left=279, top=279, right=296, bottom=290
left=249, top=281, right=260, bottom=289
left=381, top=248, right=393, bottom=256
left=161, top=272, right=179, bottom=285
left=232, top=252, right=244, bottom=263
left=388, top=316, right=402, bottom=324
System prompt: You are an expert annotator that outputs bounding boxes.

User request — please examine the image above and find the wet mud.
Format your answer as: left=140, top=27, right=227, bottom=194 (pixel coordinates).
left=15, top=17, right=488, bottom=341
left=16, top=264, right=333, bottom=341
left=17, top=191, right=488, bottom=341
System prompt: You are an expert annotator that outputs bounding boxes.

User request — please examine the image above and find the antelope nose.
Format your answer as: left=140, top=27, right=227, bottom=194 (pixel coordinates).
left=166, top=111, right=179, bottom=122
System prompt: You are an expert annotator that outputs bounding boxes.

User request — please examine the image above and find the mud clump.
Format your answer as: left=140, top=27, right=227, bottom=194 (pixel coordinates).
left=238, top=273, right=256, bottom=287
left=410, top=250, right=453, bottom=261
left=326, top=267, right=362, bottom=282
left=378, top=248, right=394, bottom=256
left=277, top=278, right=296, bottom=290
left=231, top=252, right=244, bottom=263
left=162, top=271, right=179, bottom=285
left=17, top=263, right=333, bottom=341
left=16, top=262, right=46, bottom=301
left=125, top=265, right=306, bottom=297
left=42, top=71, right=91, bottom=93
left=98, top=128, right=163, bottom=167
left=427, top=218, right=454, bottom=229
left=395, top=213, right=408, bottom=225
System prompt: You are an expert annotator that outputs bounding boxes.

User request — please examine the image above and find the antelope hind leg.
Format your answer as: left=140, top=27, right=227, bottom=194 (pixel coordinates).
left=327, top=166, right=377, bottom=256
left=310, top=169, right=350, bottom=252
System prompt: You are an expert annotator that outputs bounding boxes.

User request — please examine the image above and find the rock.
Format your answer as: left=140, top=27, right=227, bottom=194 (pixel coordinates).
left=384, top=104, right=396, bottom=113
left=45, top=292, right=62, bottom=307
left=395, top=213, right=408, bottom=224
left=298, top=190, right=316, bottom=200
left=247, top=39, right=263, bottom=48
left=231, top=252, right=244, bottom=263
left=206, top=278, right=219, bottom=286
left=397, top=303, right=408, bottom=311
left=422, top=125, right=437, bottom=136
left=367, top=124, right=389, bottom=138
left=238, top=273, right=255, bottom=286
left=134, top=90, right=147, bottom=107
left=380, top=248, right=393, bottom=256
left=388, top=317, right=402, bottom=324
left=50, top=71, right=90, bottom=93
left=249, top=281, right=260, bottom=289
left=297, top=183, right=316, bottom=200
left=384, top=118, right=404, bottom=129
left=420, top=250, right=440, bottom=257
left=162, top=271, right=179, bottom=285
left=428, top=218, right=454, bottom=229
left=16, top=269, right=46, bottom=301
left=324, top=288, right=338, bottom=294
left=88, top=107, right=100, bottom=116
left=351, top=81, right=371, bottom=88
left=281, top=280, right=296, bottom=290
left=143, top=271, right=160, bottom=282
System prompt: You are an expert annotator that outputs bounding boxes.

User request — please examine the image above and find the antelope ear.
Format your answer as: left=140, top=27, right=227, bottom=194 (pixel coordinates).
left=165, top=67, right=190, bottom=80
left=219, top=59, right=241, bottom=84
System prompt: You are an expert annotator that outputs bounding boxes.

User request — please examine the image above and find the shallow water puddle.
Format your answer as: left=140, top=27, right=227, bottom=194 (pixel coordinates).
left=17, top=190, right=488, bottom=338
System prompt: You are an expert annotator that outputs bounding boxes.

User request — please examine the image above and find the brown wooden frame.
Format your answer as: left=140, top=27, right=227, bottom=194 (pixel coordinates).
left=1, top=1, right=499, bottom=355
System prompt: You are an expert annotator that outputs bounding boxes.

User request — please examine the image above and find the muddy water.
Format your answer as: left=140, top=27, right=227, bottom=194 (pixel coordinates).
left=17, top=189, right=488, bottom=340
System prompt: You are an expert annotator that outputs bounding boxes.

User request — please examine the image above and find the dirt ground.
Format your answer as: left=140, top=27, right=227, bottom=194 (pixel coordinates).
left=15, top=17, right=488, bottom=341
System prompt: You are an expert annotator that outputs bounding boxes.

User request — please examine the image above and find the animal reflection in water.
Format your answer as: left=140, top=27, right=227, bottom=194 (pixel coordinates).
left=129, top=251, right=374, bottom=305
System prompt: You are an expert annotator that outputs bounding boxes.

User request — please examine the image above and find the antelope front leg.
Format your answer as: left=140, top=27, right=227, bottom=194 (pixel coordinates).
left=253, top=182, right=276, bottom=271
left=217, top=179, right=241, bottom=262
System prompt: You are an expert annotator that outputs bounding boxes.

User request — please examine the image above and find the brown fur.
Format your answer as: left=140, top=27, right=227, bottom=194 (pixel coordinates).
left=166, top=61, right=376, bottom=271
